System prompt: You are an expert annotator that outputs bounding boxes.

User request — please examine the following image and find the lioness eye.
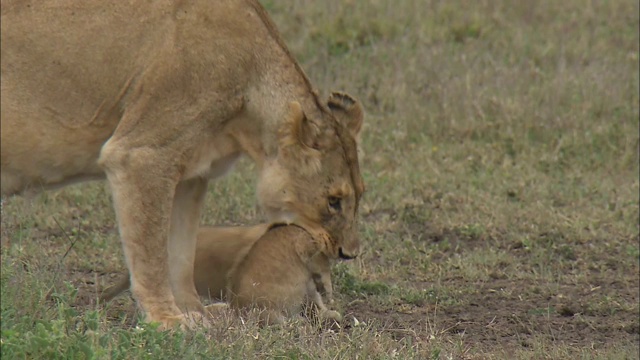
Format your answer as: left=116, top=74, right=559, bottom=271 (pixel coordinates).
left=328, top=196, right=342, bottom=211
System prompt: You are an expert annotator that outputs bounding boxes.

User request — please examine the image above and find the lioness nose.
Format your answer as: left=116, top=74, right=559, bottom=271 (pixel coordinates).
left=338, top=247, right=357, bottom=260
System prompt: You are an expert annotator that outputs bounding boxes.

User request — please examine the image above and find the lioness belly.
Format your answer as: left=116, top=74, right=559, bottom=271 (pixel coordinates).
left=0, top=121, right=111, bottom=195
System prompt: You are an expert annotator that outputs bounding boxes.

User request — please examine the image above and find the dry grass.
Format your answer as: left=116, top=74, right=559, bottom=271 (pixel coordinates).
left=2, top=0, right=639, bottom=359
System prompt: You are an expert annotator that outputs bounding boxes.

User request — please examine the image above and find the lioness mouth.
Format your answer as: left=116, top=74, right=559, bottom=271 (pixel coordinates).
left=338, top=248, right=357, bottom=260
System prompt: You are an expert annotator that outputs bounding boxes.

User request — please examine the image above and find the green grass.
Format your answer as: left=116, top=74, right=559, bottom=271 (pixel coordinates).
left=2, top=0, right=639, bottom=358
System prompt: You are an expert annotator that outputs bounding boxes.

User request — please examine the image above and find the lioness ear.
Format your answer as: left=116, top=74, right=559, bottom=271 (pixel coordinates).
left=327, top=92, right=364, bottom=139
left=279, top=101, right=316, bottom=149
left=278, top=101, right=321, bottom=173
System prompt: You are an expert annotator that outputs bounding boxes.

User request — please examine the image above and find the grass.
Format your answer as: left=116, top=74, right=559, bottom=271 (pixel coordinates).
left=2, top=0, right=639, bottom=358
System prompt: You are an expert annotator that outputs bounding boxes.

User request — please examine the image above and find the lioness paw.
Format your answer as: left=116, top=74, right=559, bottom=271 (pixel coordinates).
left=204, top=303, right=230, bottom=316
left=179, top=310, right=212, bottom=331
left=145, top=309, right=211, bottom=331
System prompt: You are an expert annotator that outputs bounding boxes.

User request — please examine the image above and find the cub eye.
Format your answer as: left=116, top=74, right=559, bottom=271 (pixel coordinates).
left=328, top=196, right=342, bottom=211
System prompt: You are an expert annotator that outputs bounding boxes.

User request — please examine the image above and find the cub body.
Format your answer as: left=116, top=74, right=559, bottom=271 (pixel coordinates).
left=228, top=224, right=341, bottom=325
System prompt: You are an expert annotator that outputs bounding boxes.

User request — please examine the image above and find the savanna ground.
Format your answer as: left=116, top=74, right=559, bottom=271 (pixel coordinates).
left=1, top=0, right=639, bottom=359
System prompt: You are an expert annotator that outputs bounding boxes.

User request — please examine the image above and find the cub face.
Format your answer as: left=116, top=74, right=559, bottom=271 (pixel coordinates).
left=257, top=92, right=365, bottom=259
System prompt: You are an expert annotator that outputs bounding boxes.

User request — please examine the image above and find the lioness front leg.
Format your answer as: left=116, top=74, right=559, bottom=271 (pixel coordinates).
left=100, top=144, right=186, bottom=329
left=168, top=177, right=208, bottom=314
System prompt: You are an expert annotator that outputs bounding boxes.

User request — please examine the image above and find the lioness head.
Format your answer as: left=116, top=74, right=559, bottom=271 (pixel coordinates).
left=257, top=92, right=365, bottom=259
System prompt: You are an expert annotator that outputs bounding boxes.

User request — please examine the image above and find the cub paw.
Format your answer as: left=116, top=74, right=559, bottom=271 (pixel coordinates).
left=259, top=310, right=286, bottom=327
left=320, top=309, right=342, bottom=323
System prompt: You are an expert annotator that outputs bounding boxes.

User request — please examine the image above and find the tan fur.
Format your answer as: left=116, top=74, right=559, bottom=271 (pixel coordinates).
left=229, top=224, right=342, bottom=325
left=101, top=224, right=270, bottom=303
left=1, top=1, right=364, bottom=329
left=102, top=223, right=342, bottom=325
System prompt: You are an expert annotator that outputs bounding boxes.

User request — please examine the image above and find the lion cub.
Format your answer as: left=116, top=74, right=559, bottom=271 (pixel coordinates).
left=101, top=223, right=341, bottom=325
left=228, top=223, right=342, bottom=325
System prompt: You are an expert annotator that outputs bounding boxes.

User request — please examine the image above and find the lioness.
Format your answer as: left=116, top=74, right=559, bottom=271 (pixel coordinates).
left=102, top=223, right=344, bottom=325
left=1, top=0, right=364, bottom=329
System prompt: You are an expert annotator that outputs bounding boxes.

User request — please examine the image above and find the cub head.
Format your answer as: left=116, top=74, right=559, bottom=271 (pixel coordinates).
left=257, top=92, right=365, bottom=259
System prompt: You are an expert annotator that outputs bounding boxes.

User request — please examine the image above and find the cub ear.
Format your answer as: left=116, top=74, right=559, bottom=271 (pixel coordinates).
left=327, top=92, right=364, bottom=139
left=278, top=101, right=321, bottom=173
